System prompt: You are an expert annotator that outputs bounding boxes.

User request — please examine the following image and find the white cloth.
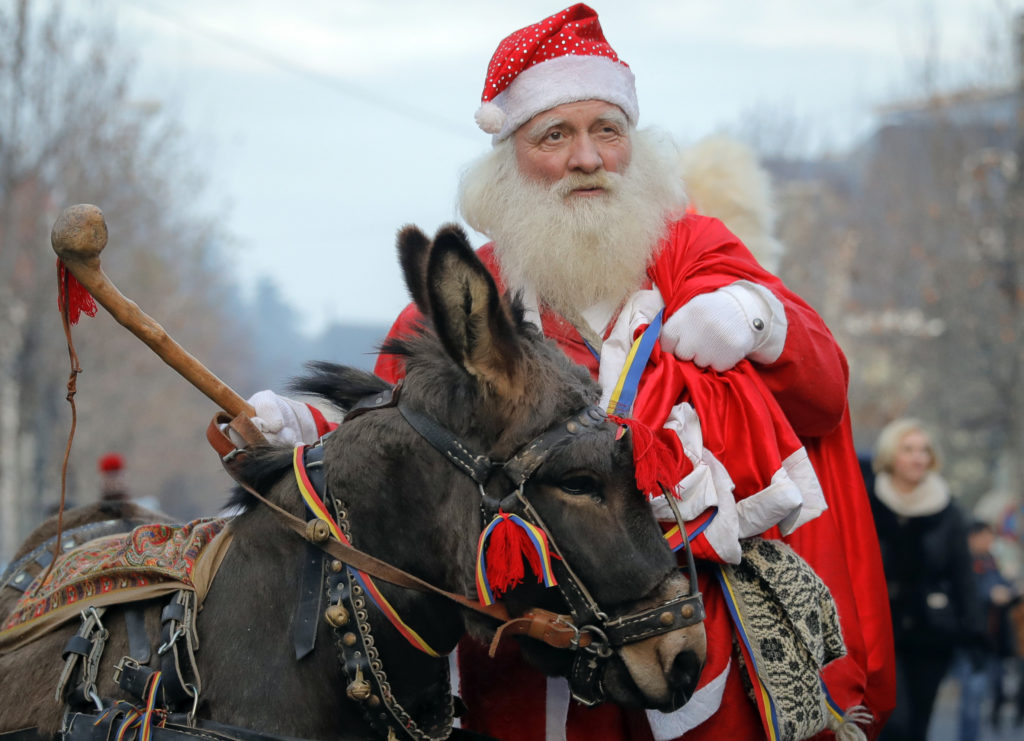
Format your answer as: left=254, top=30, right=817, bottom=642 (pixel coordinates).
left=646, top=660, right=732, bottom=740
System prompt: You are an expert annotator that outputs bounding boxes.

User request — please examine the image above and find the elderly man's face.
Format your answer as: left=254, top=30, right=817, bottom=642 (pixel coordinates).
left=513, top=100, right=632, bottom=192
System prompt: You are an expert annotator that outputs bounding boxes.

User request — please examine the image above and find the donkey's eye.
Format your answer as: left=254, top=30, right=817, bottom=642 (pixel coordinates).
left=558, top=475, right=601, bottom=497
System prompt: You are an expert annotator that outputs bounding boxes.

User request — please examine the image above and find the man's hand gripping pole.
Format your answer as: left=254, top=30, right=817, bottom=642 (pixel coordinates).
left=51, top=203, right=256, bottom=421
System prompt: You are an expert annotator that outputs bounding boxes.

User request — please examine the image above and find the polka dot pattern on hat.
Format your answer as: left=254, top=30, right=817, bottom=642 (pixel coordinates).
left=481, top=3, right=627, bottom=103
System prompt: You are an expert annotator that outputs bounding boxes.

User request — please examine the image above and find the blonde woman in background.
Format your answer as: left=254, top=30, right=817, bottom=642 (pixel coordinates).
left=869, top=419, right=981, bottom=740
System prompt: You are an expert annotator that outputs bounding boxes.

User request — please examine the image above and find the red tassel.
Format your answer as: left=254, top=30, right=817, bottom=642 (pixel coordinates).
left=486, top=513, right=544, bottom=598
left=609, top=415, right=687, bottom=498
left=57, top=259, right=97, bottom=325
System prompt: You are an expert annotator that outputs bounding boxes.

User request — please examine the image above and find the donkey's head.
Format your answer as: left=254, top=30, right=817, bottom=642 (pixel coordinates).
left=382, top=224, right=706, bottom=711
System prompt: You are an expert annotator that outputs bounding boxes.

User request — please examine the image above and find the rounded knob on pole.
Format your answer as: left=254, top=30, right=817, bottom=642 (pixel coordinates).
left=47, top=203, right=256, bottom=420
left=51, top=204, right=108, bottom=265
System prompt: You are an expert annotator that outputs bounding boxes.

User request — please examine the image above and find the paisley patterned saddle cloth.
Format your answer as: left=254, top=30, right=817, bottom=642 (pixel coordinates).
left=0, top=518, right=231, bottom=651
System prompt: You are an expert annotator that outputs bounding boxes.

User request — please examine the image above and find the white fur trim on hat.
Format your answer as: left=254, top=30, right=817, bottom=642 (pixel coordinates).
left=481, top=54, right=638, bottom=141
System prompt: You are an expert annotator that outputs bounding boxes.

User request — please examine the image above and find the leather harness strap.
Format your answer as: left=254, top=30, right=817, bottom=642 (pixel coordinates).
left=292, top=544, right=325, bottom=660
left=231, top=475, right=590, bottom=650
left=486, top=608, right=585, bottom=655
left=203, top=388, right=593, bottom=657
left=397, top=405, right=500, bottom=486
left=122, top=607, right=151, bottom=664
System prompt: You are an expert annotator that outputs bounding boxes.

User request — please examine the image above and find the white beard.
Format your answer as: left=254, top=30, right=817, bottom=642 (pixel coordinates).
left=458, top=128, right=687, bottom=319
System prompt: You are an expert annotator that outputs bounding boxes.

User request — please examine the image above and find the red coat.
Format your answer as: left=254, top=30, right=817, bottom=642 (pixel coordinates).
left=375, top=214, right=895, bottom=740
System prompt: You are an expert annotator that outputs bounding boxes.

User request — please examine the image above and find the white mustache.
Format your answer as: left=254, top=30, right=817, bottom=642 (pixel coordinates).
left=554, top=172, right=618, bottom=198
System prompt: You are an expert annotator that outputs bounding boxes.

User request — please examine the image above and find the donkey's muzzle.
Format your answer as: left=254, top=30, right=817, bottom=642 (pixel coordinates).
left=665, top=648, right=703, bottom=710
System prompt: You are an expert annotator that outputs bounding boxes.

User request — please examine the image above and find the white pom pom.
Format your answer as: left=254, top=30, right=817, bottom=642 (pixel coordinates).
left=475, top=102, right=506, bottom=134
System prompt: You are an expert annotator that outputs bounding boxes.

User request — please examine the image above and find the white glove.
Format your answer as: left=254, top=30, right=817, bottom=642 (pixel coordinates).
left=660, top=281, right=787, bottom=371
left=229, top=390, right=321, bottom=448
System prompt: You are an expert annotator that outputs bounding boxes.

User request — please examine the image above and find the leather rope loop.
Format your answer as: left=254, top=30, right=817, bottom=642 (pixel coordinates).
left=48, top=268, right=83, bottom=586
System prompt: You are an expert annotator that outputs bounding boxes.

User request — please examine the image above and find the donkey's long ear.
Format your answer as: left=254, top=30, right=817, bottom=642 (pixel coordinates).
left=397, top=224, right=432, bottom=314
left=427, top=224, right=522, bottom=394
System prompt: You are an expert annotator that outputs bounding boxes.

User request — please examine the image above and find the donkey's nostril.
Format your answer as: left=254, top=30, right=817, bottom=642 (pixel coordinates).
left=667, top=650, right=702, bottom=707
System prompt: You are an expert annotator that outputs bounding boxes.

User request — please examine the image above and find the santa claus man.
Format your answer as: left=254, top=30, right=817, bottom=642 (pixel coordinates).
left=242, top=5, right=895, bottom=739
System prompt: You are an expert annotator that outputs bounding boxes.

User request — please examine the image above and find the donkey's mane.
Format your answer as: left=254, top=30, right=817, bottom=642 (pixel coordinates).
left=289, top=360, right=392, bottom=409
left=226, top=361, right=392, bottom=511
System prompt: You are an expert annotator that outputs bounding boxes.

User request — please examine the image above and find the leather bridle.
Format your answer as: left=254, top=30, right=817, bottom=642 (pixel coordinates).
left=380, top=384, right=706, bottom=707
left=222, top=380, right=705, bottom=716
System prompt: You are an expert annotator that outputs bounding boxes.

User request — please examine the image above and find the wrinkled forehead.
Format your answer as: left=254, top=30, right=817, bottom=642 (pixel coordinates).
left=516, top=100, right=630, bottom=140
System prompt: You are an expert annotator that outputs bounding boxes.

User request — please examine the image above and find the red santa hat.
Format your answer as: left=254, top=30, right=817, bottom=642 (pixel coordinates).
left=475, top=4, right=638, bottom=141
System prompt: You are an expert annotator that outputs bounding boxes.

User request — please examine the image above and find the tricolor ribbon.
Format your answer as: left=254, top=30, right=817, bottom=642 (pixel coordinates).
left=714, top=565, right=782, bottom=740
left=663, top=508, right=717, bottom=552
left=293, top=447, right=343, bottom=541
left=605, top=309, right=664, bottom=417
left=103, top=671, right=164, bottom=741
left=112, top=708, right=143, bottom=741
left=604, top=309, right=688, bottom=497
left=138, top=671, right=163, bottom=741
left=293, top=446, right=440, bottom=657
left=475, top=512, right=557, bottom=606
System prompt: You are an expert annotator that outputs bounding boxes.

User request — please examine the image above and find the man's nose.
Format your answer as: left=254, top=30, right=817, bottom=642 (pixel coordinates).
left=567, top=135, right=603, bottom=173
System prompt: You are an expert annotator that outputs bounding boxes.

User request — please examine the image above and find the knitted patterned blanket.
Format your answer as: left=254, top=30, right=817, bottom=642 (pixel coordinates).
left=718, top=538, right=869, bottom=741
left=0, top=518, right=230, bottom=651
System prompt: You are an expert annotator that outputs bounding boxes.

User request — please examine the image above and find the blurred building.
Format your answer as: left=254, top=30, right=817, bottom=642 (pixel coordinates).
left=765, top=14, right=1024, bottom=507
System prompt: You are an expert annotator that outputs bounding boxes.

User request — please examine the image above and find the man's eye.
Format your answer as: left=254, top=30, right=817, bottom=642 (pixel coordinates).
left=558, top=475, right=600, bottom=497
left=546, top=131, right=563, bottom=142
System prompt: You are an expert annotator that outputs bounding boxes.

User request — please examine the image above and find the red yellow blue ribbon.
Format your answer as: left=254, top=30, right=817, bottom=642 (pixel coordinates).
left=293, top=446, right=440, bottom=657
left=605, top=309, right=664, bottom=417
left=714, top=565, right=781, bottom=740
left=475, top=512, right=557, bottom=606
left=103, top=671, right=163, bottom=741
left=293, top=447, right=343, bottom=541
left=663, top=508, right=717, bottom=552
left=821, top=677, right=851, bottom=728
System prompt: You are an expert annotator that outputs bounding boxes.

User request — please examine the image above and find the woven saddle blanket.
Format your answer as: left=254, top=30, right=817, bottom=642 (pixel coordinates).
left=0, top=518, right=231, bottom=651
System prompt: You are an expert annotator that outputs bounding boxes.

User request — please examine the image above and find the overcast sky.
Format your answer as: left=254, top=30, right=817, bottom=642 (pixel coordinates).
left=112, top=0, right=1012, bottom=333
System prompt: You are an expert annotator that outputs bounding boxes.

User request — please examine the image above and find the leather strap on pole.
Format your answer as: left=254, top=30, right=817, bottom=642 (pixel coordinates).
left=205, top=411, right=267, bottom=462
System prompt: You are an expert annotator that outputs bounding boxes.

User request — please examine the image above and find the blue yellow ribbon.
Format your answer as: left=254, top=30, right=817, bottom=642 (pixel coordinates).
left=606, top=309, right=664, bottom=417
left=821, top=677, right=849, bottom=728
